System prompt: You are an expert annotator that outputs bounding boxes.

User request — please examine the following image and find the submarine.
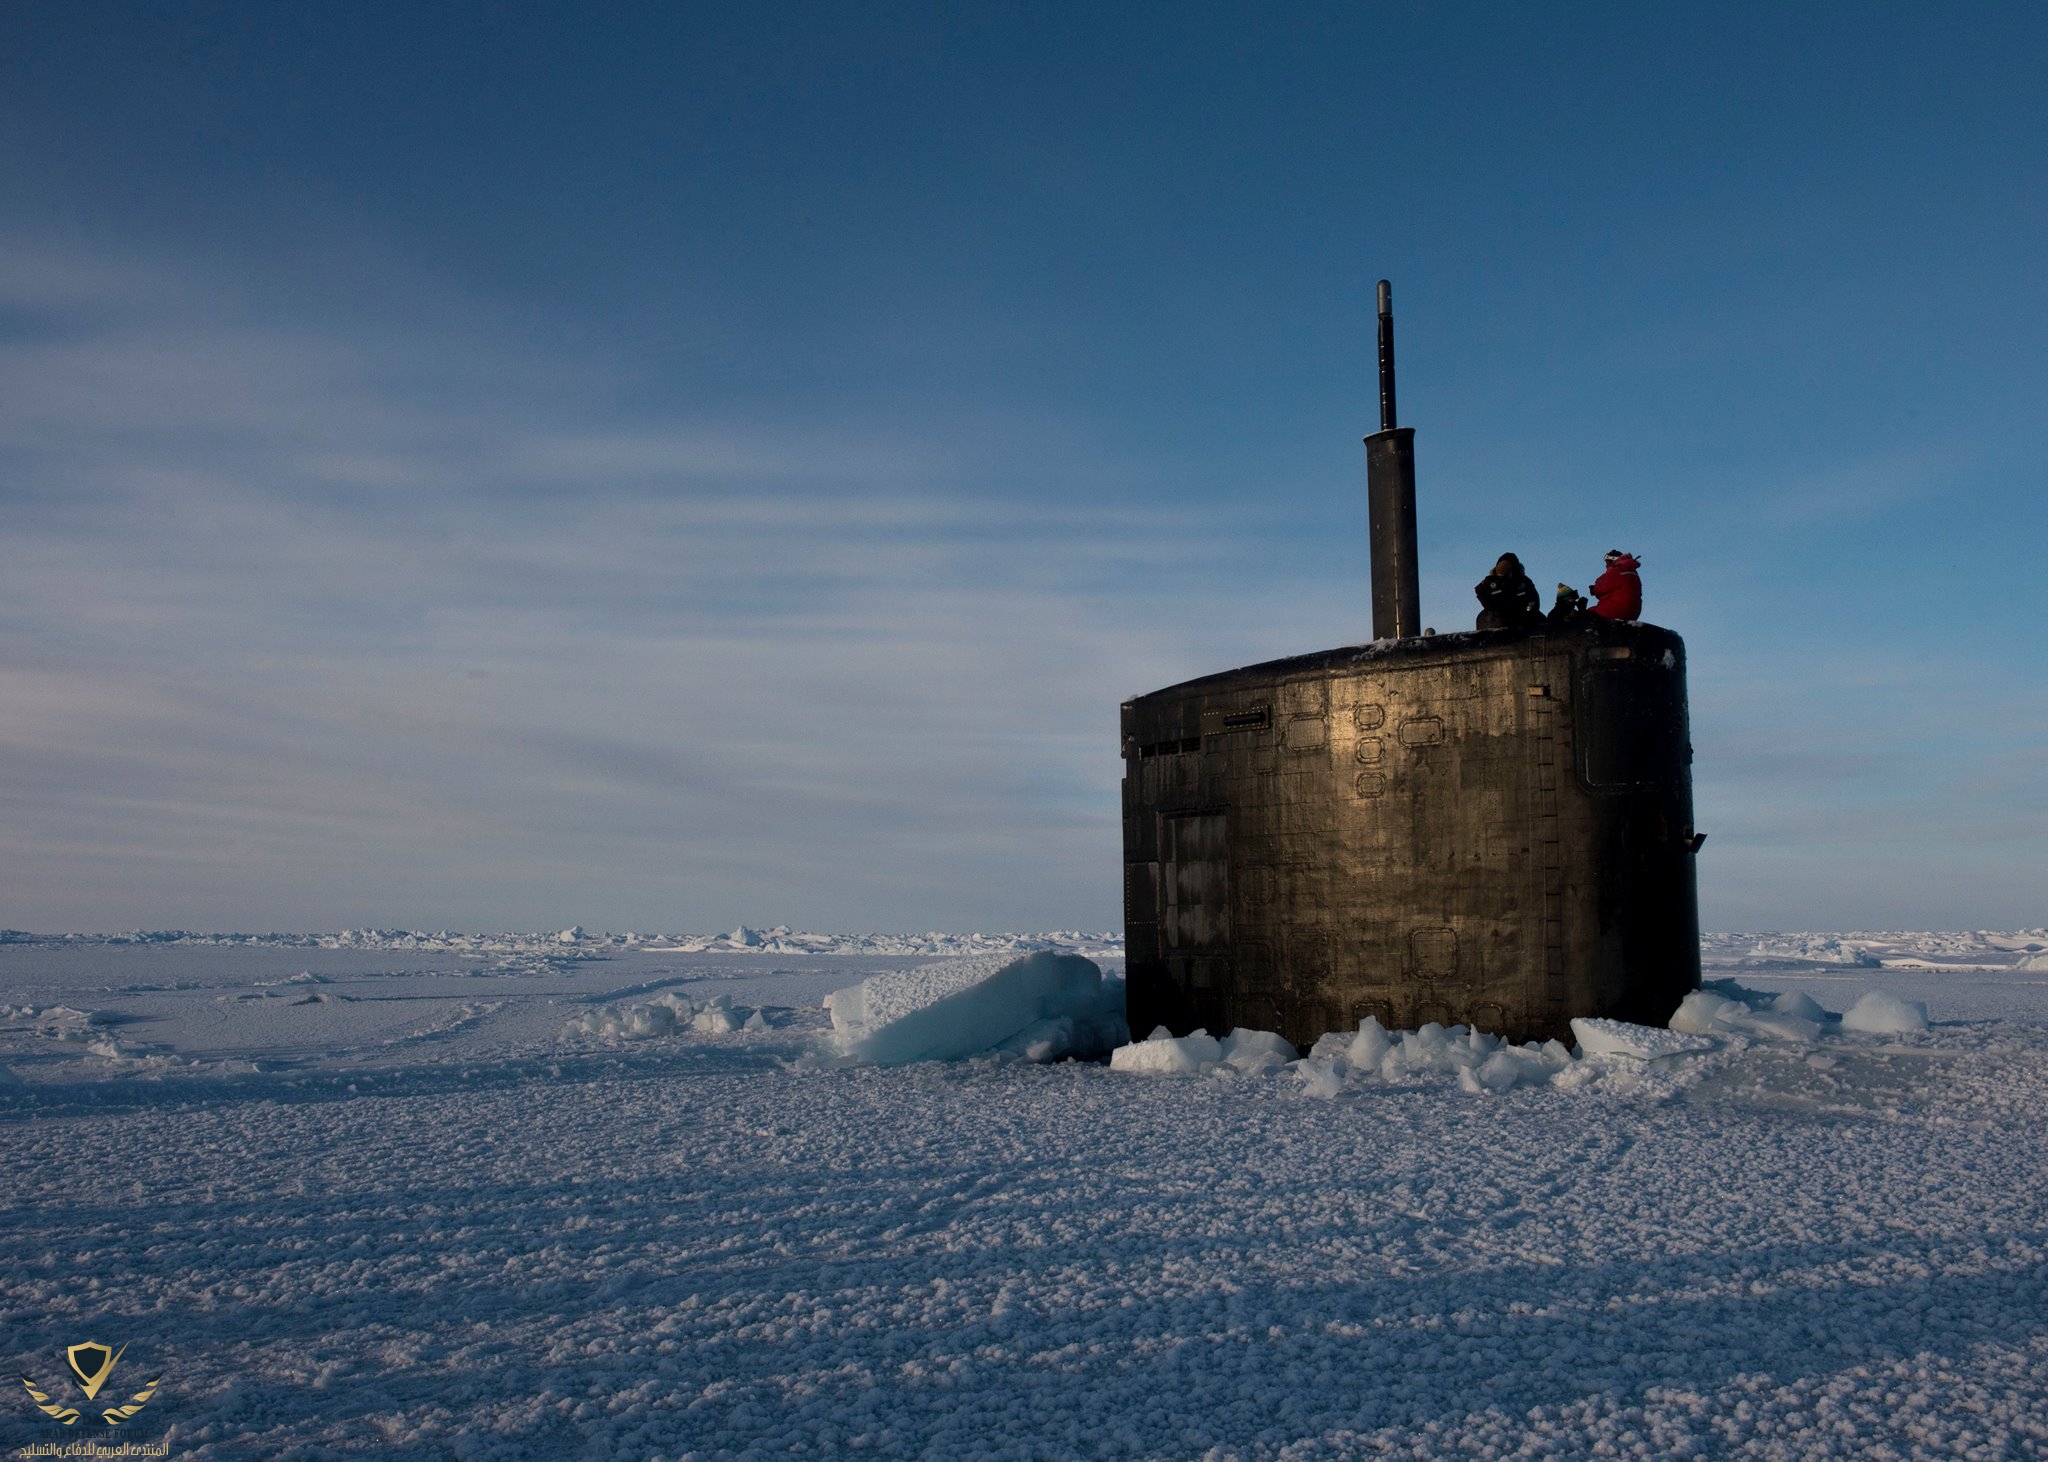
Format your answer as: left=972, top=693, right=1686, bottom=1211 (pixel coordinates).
left=1120, top=282, right=1702, bottom=1048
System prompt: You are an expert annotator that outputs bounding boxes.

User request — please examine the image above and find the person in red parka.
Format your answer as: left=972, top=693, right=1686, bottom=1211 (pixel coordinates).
left=1590, top=549, right=1642, bottom=620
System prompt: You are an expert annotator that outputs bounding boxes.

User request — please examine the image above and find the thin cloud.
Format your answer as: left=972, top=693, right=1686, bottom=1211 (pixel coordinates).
left=0, top=232, right=1270, bottom=932
left=6, top=227, right=2033, bottom=933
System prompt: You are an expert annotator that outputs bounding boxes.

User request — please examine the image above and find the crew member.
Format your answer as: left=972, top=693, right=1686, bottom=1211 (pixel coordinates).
left=1590, top=549, right=1642, bottom=621
left=1474, top=553, right=1543, bottom=630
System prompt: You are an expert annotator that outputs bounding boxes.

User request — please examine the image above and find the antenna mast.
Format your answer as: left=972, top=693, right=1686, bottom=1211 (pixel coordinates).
left=1366, top=279, right=1421, bottom=639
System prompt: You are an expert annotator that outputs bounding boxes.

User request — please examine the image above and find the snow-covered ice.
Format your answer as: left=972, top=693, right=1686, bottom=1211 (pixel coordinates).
left=3, top=932, right=2047, bottom=1457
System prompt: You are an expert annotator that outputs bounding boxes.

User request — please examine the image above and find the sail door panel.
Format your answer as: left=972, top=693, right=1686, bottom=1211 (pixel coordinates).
left=1158, top=811, right=1231, bottom=952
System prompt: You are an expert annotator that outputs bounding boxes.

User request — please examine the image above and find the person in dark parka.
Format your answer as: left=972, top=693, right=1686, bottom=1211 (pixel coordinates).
left=1474, top=553, right=1543, bottom=630
left=1590, top=549, right=1643, bottom=620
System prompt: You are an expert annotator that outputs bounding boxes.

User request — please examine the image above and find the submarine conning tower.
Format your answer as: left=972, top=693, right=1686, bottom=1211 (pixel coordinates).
left=1120, top=281, right=1701, bottom=1049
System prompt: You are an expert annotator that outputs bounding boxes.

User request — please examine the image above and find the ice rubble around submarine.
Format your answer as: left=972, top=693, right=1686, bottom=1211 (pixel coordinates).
left=1116, top=1018, right=1582, bottom=1094
left=1667, top=983, right=1928, bottom=1040
left=1103, top=976, right=1929, bottom=1095
left=826, top=956, right=1929, bottom=1077
left=572, top=990, right=768, bottom=1038
left=817, top=953, right=1572, bottom=1084
left=581, top=946, right=1931, bottom=1090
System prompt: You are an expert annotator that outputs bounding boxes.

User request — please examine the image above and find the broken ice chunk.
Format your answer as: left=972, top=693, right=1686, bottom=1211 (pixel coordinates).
left=1770, top=990, right=1829, bottom=1022
left=825, top=952, right=1124, bottom=1065
left=1109, top=1026, right=1223, bottom=1074
left=1840, top=991, right=1930, bottom=1034
left=1218, top=1028, right=1297, bottom=1075
left=1571, top=1017, right=1715, bottom=1059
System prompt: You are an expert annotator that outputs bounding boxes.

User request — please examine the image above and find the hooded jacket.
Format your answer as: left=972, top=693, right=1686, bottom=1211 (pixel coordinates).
left=1474, top=556, right=1543, bottom=628
left=1590, top=554, right=1642, bottom=620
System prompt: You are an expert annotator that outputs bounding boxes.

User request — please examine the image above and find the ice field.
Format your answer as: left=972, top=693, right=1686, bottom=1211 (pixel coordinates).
left=3, top=931, right=2047, bottom=1458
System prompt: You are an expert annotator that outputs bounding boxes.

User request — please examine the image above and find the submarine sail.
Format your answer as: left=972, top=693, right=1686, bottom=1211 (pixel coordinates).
left=1120, top=283, right=1701, bottom=1048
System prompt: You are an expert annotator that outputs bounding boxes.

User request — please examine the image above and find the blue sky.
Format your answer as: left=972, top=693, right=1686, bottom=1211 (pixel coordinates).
left=2, top=2, right=2042, bottom=933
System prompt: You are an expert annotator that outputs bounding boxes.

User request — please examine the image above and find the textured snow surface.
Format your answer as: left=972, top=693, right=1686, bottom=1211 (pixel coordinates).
left=4, top=936, right=2047, bottom=1458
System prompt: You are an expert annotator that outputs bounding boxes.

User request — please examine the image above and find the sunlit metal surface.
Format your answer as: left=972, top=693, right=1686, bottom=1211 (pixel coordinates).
left=1121, top=618, right=1701, bottom=1047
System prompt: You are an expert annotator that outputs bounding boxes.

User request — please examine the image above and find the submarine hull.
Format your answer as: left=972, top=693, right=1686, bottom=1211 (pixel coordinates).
left=1121, top=618, right=1700, bottom=1048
